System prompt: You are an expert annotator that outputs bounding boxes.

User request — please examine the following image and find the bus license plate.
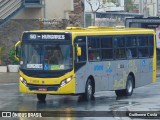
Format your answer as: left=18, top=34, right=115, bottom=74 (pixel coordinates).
left=38, top=88, right=47, bottom=91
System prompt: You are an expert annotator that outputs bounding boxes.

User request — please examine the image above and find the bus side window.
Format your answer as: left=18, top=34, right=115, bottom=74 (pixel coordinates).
left=88, top=50, right=100, bottom=61
left=88, top=51, right=94, bottom=60
left=138, top=47, right=148, bottom=58
left=88, top=37, right=101, bottom=61
left=138, top=51, right=142, bottom=57
left=114, top=36, right=126, bottom=59
left=127, top=48, right=132, bottom=59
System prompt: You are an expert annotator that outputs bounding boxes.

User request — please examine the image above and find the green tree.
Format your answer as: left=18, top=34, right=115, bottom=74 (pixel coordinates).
left=124, top=0, right=134, bottom=12
left=0, top=46, right=6, bottom=65
left=8, top=48, right=19, bottom=64
left=86, top=0, right=108, bottom=25
left=108, top=0, right=117, bottom=4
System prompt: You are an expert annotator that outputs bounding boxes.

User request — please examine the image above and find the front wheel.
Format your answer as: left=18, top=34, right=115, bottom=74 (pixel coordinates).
left=82, top=79, right=94, bottom=101
left=115, top=75, right=134, bottom=97
left=37, top=94, right=46, bottom=102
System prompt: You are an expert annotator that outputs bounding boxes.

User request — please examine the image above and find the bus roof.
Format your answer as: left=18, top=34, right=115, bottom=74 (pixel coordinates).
left=26, top=26, right=155, bottom=35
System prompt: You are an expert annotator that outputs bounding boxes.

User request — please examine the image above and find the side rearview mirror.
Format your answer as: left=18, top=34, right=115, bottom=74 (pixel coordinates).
left=15, top=41, right=21, bottom=61
left=76, top=45, right=82, bottom=57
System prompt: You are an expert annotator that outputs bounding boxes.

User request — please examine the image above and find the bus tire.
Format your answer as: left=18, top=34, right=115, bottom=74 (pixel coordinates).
left=115, top=89, right=125, bottom=97
left=84, top=79, right=94, bottom=101
left=37, top=94, right=46, bottom=102
left=125, top=75, right=134, bottom=96
left=115, top=75, right=134, bottom=97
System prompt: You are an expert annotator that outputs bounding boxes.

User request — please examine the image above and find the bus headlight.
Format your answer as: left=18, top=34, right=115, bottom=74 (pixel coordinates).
left=60, top=77, right=72, bottom=87
left=20, top=77, right=27, bottom=86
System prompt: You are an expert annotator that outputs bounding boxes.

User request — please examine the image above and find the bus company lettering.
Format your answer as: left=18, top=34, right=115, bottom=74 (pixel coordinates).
left=94, top=65, right=103, bottom=71
left=42, top=35, right=65, bottom=40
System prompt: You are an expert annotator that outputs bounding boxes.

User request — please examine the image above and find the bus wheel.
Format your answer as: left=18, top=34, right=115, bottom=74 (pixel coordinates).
left=84, top=79, right=94, bottom=101
left=115, top=89, right=124, bottom=97
left=125, top=75, right=134, bottom=96
left=37, top=94, right=46, bottom=102
left=115, top=75, right=134, bottom=97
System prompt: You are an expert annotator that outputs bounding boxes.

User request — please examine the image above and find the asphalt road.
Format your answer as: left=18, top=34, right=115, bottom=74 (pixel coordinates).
left=0, top=74, right=160, bottom=120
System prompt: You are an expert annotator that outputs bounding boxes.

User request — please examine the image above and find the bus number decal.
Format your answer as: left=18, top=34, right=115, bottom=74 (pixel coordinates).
left=30, top=34, right=37, bottom=39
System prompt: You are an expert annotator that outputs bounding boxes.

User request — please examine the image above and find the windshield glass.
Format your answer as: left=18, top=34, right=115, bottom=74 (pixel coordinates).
left=21, top=43, right=72, bottom=71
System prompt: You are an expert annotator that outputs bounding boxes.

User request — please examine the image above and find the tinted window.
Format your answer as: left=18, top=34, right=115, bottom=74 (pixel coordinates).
left=148, top=35, right=154, bottom=57
left=102, top=49, right=113, bottom=60
left=149, top=47, right=153, bottom=57
left=75, top=36, right=86, bottom=43
left=88, top=37, right=100, bottom=48
left=138, top=47, right=148, bottom=58
left=126, top=36, right=137, bottom=47
left=148, top=35, right=154, bottom=46
left=114, top=37, right=125, bottom=48
left=126, top=48, right=137, bottom=58
left=88, top=50, right=101, bottom=61
left=137, top=36, right=148, bottom=46
left=115, top=48, right=126, bottom=59
left=101, top=37, right=112, bottom=48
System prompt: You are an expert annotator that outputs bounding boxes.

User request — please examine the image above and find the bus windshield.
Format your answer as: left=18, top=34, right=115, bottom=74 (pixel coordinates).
left=21, top=43, right=72, bottom=71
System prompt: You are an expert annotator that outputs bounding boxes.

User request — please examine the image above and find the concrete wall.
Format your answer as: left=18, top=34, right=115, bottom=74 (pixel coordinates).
left=13, top=0, right=74, bottom=19
left=0, top=20, right=40, bottom=60
left=45, top=0, right=73, bottom=19
left=138, top=0, right=157, bottom=17
left=69, top=0, right=84, bottom=27
left=13, top=8, right=43, bottom=19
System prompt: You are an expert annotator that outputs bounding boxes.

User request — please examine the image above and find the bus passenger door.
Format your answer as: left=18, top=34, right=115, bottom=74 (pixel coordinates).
left=74, top=36, right=87, bottom=94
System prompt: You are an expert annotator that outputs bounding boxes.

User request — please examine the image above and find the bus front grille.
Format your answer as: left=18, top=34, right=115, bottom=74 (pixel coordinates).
left=27, top=84, right=60, bottom=91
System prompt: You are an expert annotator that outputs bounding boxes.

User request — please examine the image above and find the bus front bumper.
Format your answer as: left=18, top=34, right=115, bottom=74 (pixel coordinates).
left=19, top=77, right=75, bottom=95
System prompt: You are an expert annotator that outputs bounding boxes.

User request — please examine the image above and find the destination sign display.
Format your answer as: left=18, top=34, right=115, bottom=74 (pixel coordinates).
left=29, top=34, right=65, bottom=40
left=22, top=32, right=71, bottom=41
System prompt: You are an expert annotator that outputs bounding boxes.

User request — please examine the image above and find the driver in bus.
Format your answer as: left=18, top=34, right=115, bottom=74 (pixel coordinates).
left=49, top=46, right=63, bottom=64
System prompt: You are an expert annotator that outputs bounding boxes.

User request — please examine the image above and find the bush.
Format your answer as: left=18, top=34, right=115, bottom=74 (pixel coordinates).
left=0, top=47, right=6, bottom=65
left=8, top=48, right=19, bottom=65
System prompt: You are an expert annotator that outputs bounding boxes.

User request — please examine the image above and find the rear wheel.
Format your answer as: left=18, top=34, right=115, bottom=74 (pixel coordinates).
left=115, top=75, right=134, bottom=97
left=82, top=79, right=94, bottom=101
left=37, top=94, right=46, bottom=102
left=115, top=89, right=125, bottom=97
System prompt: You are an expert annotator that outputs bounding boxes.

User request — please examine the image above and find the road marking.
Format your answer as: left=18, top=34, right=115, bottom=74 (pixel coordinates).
left=0, top=83, right=17, bottom=86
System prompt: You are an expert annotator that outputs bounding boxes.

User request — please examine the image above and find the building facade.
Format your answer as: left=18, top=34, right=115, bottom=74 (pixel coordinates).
left=132, top=0, right=157, bottom=17
left=0, top=0, right=84, bottom=65
left=84, top=0, right=125, bottom=27
left=13, top=0, right=74, bottom=19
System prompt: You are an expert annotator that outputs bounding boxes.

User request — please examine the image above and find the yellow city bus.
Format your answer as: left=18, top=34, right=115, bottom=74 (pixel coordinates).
left=15, top=26, right=156, bottom=102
